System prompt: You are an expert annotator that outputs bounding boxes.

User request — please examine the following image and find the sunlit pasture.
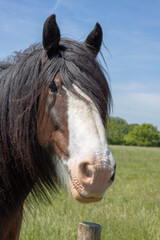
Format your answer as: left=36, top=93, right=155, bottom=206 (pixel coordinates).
left=20, top=146, right=160, bottom=240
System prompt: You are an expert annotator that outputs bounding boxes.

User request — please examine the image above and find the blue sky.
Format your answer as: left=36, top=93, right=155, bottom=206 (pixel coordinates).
left=0, top=0, right=160, bottom=130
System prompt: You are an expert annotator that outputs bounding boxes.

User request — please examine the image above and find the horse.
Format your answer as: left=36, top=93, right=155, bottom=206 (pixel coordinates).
left=0, top=14, right=116, bottom=240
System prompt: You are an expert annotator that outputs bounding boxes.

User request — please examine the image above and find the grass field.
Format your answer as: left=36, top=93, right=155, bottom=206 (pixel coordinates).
left=19, top=146, right=160, bottom=240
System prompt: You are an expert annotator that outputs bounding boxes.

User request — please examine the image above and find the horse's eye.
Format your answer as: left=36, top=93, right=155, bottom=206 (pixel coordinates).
left=49, top=82, right=58, bottom=93
left=49, top=88, right=58, bottom=93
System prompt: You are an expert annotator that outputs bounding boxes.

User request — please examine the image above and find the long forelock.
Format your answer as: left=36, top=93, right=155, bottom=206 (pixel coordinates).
left=42, top=38, right=112, bottom=122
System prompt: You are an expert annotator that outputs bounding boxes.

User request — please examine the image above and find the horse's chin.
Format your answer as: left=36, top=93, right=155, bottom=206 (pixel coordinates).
left=69, top=179, right=103, bottom=204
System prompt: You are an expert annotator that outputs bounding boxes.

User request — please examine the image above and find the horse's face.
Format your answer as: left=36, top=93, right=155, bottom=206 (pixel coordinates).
left=38, top=15, right=116, bottom=203
left=38, top=75, right=116, bottom=203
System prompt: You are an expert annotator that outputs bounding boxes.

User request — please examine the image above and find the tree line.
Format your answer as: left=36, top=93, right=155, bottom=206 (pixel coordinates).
left=106, top=117, right=160, bottom=147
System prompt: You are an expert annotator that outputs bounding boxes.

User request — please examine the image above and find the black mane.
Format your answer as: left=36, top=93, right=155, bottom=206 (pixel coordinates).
left=0, top=39, right=111, bottom=215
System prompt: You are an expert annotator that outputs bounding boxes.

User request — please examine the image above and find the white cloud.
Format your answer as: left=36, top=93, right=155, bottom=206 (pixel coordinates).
left=112, top=90, right=160, bottom=130
left=52, top=0, right=62, bottom=12
left=114, top=91, right=160, bottom=112
left=131, top=92, right=160, bottom=108
left=112, top=82, right=148, bottom=92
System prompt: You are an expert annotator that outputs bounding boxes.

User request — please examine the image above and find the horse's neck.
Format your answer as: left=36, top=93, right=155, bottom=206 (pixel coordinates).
left=0, top=204, right=23, bottom=240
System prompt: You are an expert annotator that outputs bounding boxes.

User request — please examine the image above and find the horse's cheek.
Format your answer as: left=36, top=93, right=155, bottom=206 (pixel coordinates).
left=51, top=130, right=69, bottom=159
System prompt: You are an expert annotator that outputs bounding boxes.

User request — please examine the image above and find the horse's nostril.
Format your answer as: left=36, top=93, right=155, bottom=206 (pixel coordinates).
left=79, top=162, right=93, bottom=178
left=111, top=171, right=115, bottom=182
left=111, top=165, right=116, bottom=182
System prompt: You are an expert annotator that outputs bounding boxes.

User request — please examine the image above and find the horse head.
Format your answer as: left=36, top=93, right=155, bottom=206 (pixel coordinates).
left=37, top=15, right=116, bottom=203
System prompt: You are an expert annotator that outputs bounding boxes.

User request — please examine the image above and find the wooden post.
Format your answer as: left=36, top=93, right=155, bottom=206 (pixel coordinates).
left=77, top=222, right=101, bottom=240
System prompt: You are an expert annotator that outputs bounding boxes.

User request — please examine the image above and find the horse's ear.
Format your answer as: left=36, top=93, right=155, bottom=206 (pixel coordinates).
left=84, top=23, right=103, bottom=57
left=43, top=14, right=60, bottom=57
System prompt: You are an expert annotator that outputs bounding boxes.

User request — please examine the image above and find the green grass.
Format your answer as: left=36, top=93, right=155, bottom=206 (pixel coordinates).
left=20, top=146, right=160, bottom=240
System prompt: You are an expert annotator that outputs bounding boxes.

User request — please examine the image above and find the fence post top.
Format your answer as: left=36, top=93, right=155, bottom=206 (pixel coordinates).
left=79, top=222, right=101, bottom=229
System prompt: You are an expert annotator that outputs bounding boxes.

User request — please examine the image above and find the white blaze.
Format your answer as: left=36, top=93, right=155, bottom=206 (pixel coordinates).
left=66, top=86, right=116, bottom=169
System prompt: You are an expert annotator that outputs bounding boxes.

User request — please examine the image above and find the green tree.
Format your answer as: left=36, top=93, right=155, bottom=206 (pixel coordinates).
left=109, top=117, right=130, bottom=134
left=106, top=122, right=125, bottom=145
left=125, top=124, right=160, bottom=147
left=128, top=123, right=139, bottom=132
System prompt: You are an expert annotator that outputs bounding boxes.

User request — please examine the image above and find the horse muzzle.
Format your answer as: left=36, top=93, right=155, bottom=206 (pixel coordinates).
left=68, top=157, right=116, bottom=203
